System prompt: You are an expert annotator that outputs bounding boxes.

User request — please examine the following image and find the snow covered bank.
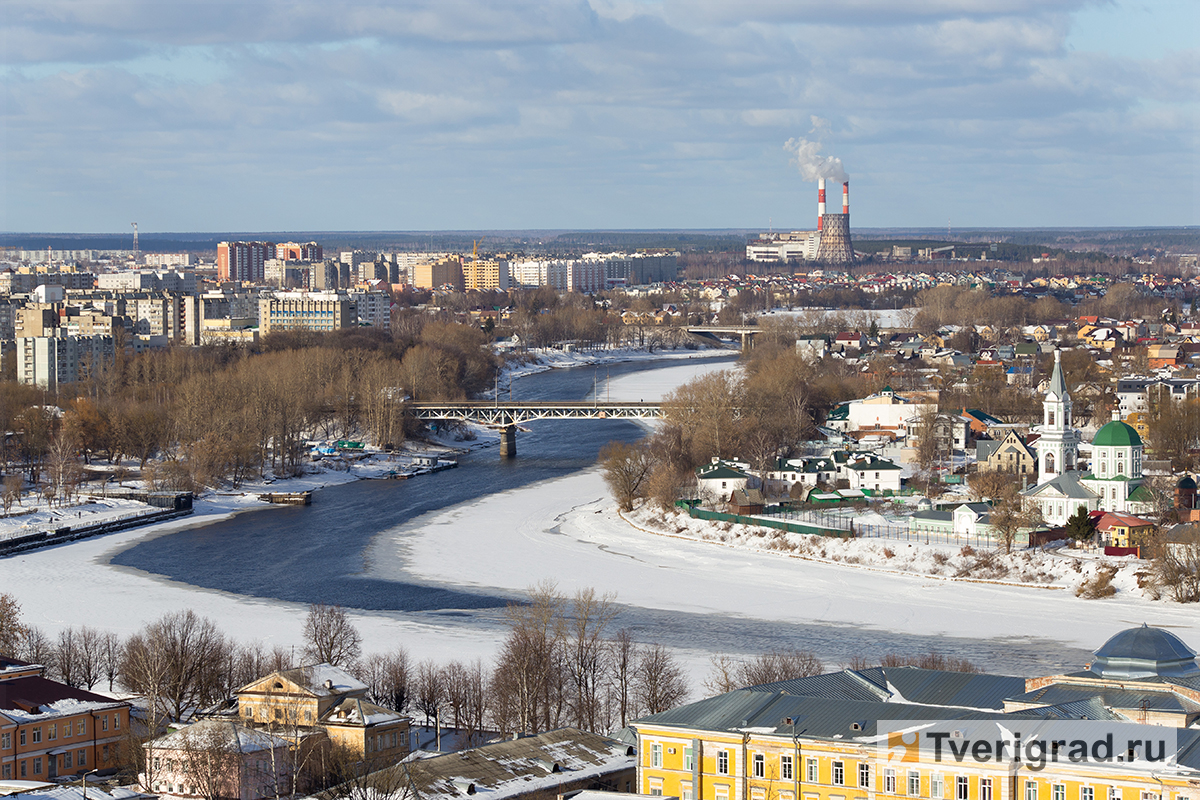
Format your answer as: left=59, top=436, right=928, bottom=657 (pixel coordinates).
left=497, top=344, right=733, bottom=386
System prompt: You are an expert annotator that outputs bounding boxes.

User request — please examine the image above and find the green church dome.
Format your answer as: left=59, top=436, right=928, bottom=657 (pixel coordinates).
left=1092, top=420, right=1142, bottom=448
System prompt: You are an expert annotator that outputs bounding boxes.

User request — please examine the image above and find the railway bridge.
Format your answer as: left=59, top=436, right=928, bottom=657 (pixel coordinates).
left=406, top=401, right=664, bottom=457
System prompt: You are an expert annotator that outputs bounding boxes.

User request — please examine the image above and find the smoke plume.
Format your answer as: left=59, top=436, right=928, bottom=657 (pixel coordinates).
left=784, top=117, right=848, bottom=183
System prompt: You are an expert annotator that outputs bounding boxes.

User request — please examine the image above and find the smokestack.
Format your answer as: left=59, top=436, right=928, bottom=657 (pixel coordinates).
left=842, top=181, right=849, bottom=214
left=818, top=178, right=826, bottom=231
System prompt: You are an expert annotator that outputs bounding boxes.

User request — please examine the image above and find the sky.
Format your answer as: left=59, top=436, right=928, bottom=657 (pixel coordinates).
left=2, top=0, right=1197, bottom=233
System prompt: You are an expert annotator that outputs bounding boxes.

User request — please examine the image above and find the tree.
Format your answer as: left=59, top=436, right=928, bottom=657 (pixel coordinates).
left=599, top=440, right=656, bottom=512
left=635, top=643, right=688, bottom=714
left=491, top=581, right=567, bottom=735
left=1062, top=507, right=1095, bottom=543
left=705, top=648, right=823, bottom=695
left=302, top=604, right=362, bottom=667
left=989, top=488, right=1043, bottom=554
left=122, top=610, right=231, bottom=722
left=1150, top=527, right=1200, bottom=603
left=608, top=628, right=639, bottom=728
left=0, top=593, right=27, bottom=656
left=564, top=587, right=618, bottom=732
left=175, top=721, right=246, bottom=800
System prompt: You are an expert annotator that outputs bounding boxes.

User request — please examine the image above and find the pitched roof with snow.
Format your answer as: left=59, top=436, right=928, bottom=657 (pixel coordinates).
left=0, top=676, right=126, bottom=723
left=150, top=720, right=292, bottom=753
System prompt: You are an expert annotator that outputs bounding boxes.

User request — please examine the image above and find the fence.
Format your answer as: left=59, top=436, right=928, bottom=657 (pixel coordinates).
left=686, top=502, right=1011, bottom=550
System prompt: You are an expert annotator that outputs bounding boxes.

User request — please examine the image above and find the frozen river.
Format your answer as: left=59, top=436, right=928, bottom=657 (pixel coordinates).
left=6, top=354, right=1190, bottom=682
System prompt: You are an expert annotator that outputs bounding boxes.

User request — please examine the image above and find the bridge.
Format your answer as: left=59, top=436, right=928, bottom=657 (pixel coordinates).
left=407, top=401, right=664, bottom=457
left=685, top=325, right=762, bottom=347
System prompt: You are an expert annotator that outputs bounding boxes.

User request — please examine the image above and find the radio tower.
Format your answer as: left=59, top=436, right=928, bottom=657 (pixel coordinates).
left=131, top=222, right=139, bottom=261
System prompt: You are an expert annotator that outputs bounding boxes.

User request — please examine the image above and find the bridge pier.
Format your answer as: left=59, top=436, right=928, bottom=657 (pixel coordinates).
left=499, top=425, right=517, bottom=458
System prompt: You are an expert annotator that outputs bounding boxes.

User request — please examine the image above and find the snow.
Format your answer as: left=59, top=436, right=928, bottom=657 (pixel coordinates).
left=758, top=307, right=916, bottom=330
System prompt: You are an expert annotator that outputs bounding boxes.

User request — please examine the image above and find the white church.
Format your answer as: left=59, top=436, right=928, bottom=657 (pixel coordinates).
left=1022, top=350, right=1153, bottom=525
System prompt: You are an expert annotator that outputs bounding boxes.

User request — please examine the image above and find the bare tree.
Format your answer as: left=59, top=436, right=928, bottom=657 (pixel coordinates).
left=413, top=659, right=444, bottom=730
left=705, top=648, right=823, bottom=695
left=491, top=581, right=567, bottom=735
left=600, top=440, right=656, bottom=511
left=357, top=648, right=411, bottom=713
left=122, top=610, right=230, bottom=722
left=635, top=643, right=688, bottom=714
left=565, top=588, right=618, bottom=732
left=1152, top=527, right=1200, bottom=603
left=302, top=604, right=362, bottom=666
left=176, top=722, right=244, bottom=800
left=608, top=628, right=639, bottom=728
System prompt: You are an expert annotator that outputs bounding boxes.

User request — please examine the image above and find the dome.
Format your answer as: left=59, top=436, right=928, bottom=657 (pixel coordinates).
left=1092, top=420, right=1142, bottom=448
left=1178, top=475, right=1197, bottom=490
left=1089, top=624, right=1199, bottom=679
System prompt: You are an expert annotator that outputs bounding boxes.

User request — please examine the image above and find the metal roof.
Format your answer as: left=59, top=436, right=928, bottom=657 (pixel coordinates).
left=1010, top=683, right=1200, bottom=714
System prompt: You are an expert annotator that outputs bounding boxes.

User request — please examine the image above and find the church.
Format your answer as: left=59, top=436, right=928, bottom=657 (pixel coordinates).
left=1022, top=349, right=1153, bottom=525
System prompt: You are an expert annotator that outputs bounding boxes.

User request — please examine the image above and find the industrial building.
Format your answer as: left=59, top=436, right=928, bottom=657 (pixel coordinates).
left=747, top=178, right=856, bottom=265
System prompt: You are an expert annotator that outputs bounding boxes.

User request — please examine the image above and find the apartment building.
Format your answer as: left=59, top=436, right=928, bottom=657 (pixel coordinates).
left=412, top=257, right=463, bottom=291
left=217, top=242, right=274, bottom=283
left=0, top=656, right=132, bottom=780
left=259, top=292, right=353, bottom=334
left=275, top=242, right=323, bottom=262
left=349, top=290, right=392, bottom=328
left=463, top=258, right=511, bottom=291
left=16, top=332, right=116, bottom=389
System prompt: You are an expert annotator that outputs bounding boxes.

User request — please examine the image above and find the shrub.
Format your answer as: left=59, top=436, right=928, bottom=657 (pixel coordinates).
left=1076, top=566, right=1119, bottom=599
left=932, top=552, right=949, bottom=565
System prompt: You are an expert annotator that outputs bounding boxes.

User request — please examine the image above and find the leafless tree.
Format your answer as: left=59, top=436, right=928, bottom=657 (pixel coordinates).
left=491, top=581, right=567, bottom=734
left=302, top=604, right=362, bottom=667
left=607, top=628, right=639, bottom=728
left=357, top=648, right=411, bottom=713
left=635, top=643, right=688, bottom=714
left=600, top=441, right=656, bottom=511
left=122, top=610, right=231, bottom=722
left=413, top=659, right=444, bottom=730
left=1152, top=527, right=1200, bottom=603
left=176, top=722, right=243, bottom=800
left=705, top=647, right=823, bottom=695
left=565, top=588, right=618, bottom=732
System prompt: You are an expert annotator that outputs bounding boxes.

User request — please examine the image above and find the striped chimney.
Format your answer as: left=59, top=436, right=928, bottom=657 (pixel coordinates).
left=818, top=178, right=826, bottom=231
left=842, top=181, right=849, bottom=214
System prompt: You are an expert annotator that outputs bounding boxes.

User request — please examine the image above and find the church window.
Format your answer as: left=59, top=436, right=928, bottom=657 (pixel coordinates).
left=1049, top=411, right=1055, bottom=426
left=1046, top=453, right=1055, bottom=474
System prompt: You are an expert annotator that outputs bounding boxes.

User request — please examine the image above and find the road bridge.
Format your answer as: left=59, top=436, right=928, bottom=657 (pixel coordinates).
left=685, top=325, right=762, bottom=347
left=407, top=401, right=664, bottom=457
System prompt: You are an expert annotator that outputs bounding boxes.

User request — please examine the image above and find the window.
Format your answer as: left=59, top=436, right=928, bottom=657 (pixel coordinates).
left=48, top=724, right=57, bottom=741
left=1108, top=789, right=1120, bottom=800
left=77, top=721, right=85, bottom=735
left=931, top=774, right=944, bottom=799
left=244, top=706, right=254, bottom=717
left=781, top=755, right=792, bottom=780
left=833, top=761, right=845, bottom=786
left=1082, top=789, right=1094, bottom=800
left=859, top=763, right=872, bottom=788
left=718, top=750, right=730, bottom=775
left=754, top=754, right=765, bottom=778
left=101, top=717, right=108, bottom=732
left=807, top=758, right=818, bottom=783
left=1026, top=781, right=1039, bottom=800
left=649, top=779, right=664, bottom=797
left=651, top=744, right=663, bottom=768
left=64, top=751, right=72, bottom=769
left=1, top=732, right=9, bottom=749
left=909, top=771, right=921, bottom=796
left=981, top=779, right=992, bottom=800
left=682, top=784, right=694, bottom=800
left=79, top=749, right=86, bottom=766
left=1053, top=786, right=1066, bottom=800
left=885, top=769, right=896, bottom=794
left=685, top=746, right=695, bottom=771
left=956, top=777, right=969, bottom=800
left=2, top=764, right=9, bottom=779
left=33, top=758, right=41, bottom=775
left=32, top=727, right=41, bottom=744
left=20, top=761, right=26, bottom=778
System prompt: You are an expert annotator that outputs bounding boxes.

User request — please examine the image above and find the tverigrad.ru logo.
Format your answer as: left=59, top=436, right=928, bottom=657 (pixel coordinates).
left=877, top=720, right=1180, bottom=772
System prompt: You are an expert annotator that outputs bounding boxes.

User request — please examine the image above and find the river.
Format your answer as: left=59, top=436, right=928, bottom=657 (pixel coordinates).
left=105, top=355, right=1107, bottom=676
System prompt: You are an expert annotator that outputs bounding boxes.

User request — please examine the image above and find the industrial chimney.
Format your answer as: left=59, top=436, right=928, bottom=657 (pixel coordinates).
left=817, top=178, right=826, bottom=231
left=815, top=180, right=855, bottom=264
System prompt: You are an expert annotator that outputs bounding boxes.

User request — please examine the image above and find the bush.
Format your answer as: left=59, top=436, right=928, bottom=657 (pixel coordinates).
left=932, top=552, right=949, bottom=565
left=1076, top=566, right=1118, bottom=599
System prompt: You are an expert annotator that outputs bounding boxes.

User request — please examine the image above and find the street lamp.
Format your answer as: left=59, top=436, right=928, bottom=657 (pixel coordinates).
left=80, top=769, right=98, bottom=800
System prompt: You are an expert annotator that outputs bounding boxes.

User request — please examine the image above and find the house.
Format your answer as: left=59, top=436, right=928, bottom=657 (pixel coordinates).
left=833, top=331, right=867, bottom=352
left=728, top=488, right=765, bottom=515
left=143, top=719, right=295, bottom=800
left=842, top=455, right=902, bottom=494
left=795, top=335, right=829, bottom=362
left=908, top=502, right=995, bottom=539
left=695, top=460, right=753, bottom=499
left=235, top=664, right=409, bottom=764
left=633, top=626, right=1200, bottom=800
left=824, top=387, right=936, bottom=437
left=765, top=457, right=838, bottom=495
left=1093, top=511, right=1155, bottom=548
left=0, top=656, right=131, bottom=782
left=336, top=727, right=637, bottom=800
left=975, top=430, right=1037, bottom=476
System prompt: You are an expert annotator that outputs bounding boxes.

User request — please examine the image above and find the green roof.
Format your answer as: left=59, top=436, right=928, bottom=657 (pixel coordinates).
left=1093, top=420, right=1142, bottom=448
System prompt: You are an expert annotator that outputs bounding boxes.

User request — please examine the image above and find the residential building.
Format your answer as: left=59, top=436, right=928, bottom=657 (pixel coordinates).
left=412, top=257, right=464, bottom=291
left=97, top=270, right=196, bottom=293
left=16, top=333, right=116, bottom=390
left=348, top=290, right=392, bottom=329
left=217, top=242, right=274, bottom=283
left=1093, top=511, right=1155, bottom=548
left=632, top=625, right=1200, bottom=800
left=462, top=258, right=511, bottom=291
left=275, top=242, right=323, bottom=262
left=842, top=454, right=903, bottom=493
left=975, top=430, right=1037, bottom=476
left=259, top=293, right=353, bottom=334
left=696, top=460, right=754, bottom=499
left=0, top=656, right=131, bottom=781
left=142, top=252, right=194, bottom=267
left=143, top=720, right=294, bottom=800
left=235, top=663, right=410, bottom=765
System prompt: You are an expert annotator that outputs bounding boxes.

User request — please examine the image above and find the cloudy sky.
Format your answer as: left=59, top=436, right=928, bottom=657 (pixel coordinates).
left=2, top=0, right=1197, bottom=232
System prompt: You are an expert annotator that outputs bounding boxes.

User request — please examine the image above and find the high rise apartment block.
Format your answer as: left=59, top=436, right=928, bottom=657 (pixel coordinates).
left=17, top=333, right=116, bottom=390
left=275, top=242, right=323, bottom=262
left=217, top=241, right=274, bottom=282
left=412, top=257, right=463, bottom=290
left=463, top=258, right=511, bottom=291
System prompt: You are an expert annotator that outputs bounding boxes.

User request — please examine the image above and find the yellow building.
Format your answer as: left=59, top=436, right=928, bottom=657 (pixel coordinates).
left=236, top=664, right=410, bottom=764
left=412, top=256, right=464, bottom=290
left=633, top=626, right=1200, bottom=800
left=462, top=258, right=511, bottom=291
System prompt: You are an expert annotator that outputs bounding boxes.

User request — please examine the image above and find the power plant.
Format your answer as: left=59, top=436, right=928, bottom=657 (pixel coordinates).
left=746, top=178, right=856, bottom=265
